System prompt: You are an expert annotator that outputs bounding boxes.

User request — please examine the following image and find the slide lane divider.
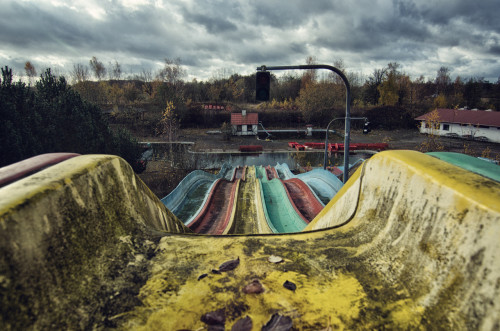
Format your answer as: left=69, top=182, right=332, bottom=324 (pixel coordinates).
left=241, top=166, right=247, bottom=181
left=230, top=166, right=239, bottom=182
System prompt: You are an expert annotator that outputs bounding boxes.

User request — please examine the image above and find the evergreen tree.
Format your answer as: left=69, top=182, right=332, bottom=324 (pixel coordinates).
left=0, top=67, right=141, bottom=170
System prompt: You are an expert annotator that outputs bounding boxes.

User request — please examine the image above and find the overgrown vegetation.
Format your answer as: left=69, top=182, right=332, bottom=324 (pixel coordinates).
left=156, top=101, right=179, bottom=141
left=55, top=56, right=500, bottom=135
left=418, top=109, right=445, bottom=153
left=220, top=122, right=232, bottom=141
left=6, top=56, right=500, bottom=148
left=0, top=66, right=141, bottom=169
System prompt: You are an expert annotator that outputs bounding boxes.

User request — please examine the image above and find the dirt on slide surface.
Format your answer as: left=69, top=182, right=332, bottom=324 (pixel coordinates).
left=138, top=128, right=500, bottom=198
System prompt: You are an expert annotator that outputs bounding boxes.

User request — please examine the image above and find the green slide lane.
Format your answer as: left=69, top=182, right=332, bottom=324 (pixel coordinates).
left=260, top=178, right=308, bottom=233
left=427, top=152, right=500, bottom=182
left=255, top=165, right=268, bottom=181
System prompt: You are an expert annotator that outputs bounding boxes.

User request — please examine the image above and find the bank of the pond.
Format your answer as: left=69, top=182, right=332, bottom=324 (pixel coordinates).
left=136, top=128, right=500, bottom=198
left=145, top=128, right=500, bottom=155
left=139, top=144, right=373, bottom=196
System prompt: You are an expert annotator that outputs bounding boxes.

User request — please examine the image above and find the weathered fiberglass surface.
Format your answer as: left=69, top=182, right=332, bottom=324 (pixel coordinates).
left=1, top=151, right=499, bottom=330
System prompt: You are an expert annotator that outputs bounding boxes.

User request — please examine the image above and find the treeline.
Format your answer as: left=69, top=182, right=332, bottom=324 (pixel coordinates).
left=0, top=66, right=142, bottom=168
left=20, top=57, right=500, bottom=134
left=63, top=57, right=500, bottom=110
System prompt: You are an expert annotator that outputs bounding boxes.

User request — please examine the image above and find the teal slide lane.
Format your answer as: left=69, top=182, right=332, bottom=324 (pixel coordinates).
left=259, top=178, right=307, bottom=233
left=255, top=165, right=268, bottom=182
left=427, top=152, right=500, bottom=182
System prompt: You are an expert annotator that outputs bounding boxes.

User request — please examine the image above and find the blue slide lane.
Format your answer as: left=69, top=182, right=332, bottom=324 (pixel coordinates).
left=297, top=169, right=343, bottom=205
left=161, top=164, right=231, bottom=224
left=274, top=162, right=295, bottom=180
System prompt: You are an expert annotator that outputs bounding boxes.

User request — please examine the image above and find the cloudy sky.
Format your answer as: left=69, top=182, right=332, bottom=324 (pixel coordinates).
left=1, top=0, right=499, bottom=82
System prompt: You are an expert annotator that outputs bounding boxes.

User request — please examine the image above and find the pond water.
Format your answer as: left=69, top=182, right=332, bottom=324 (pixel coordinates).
left=147, top=143, right=370, bottom=170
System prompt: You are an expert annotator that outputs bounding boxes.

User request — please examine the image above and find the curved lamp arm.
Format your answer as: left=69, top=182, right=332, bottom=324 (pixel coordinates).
left=257, top=64, right=351, bottom=182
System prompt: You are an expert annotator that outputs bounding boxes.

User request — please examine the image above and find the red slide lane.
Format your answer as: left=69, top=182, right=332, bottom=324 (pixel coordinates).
left=265, top=166, right=278, bottom=180
left=282, top=178, right=324, bottom=222
left=188, top=179, right=238, bottom=234
left=0, top=153, right=80, bottom=188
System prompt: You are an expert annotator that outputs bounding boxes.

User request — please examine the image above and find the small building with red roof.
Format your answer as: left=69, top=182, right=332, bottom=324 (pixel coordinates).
left=231, top=110, right=259, bottom=136
left=415, top=108, right=500, bottom=143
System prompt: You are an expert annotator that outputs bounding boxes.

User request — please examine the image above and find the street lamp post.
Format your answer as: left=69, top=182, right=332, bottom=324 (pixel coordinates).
left=323, top=117, right=343, bottom=172
left=257, top=64, right=351, bottom=183
left=323, top=117, right=368, bottom=173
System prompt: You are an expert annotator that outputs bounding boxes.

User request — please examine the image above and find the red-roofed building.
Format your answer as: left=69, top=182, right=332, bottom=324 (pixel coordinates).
left=415, top=108, right=500, bottom=143
left=231, top=110, right=259, bottom=136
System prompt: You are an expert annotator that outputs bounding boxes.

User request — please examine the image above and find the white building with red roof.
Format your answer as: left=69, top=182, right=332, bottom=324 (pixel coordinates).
left=415, top=108, right=500, bottom=143
left=230, top=110, right=258, bottom=136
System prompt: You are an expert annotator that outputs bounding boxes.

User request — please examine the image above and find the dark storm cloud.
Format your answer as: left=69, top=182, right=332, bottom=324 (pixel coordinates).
left=250, top=0, right=335, bottom=28
left=0, top=0, right=190, bottom=76
left=1, top=0, right=499, bottom=81
left=181, top=7, right=238, bottom=34
left=393, top=0, right=500, bottom=49
left=236, top=42, right=307, bottom=64
left=184, top=14, right=237, bottom=34
left=0, top=2, right=91, bottom=50
left=489, top=44, right=500, bottom=56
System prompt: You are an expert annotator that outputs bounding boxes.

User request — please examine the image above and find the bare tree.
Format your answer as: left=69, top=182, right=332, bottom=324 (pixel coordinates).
left=110, top=60, right=122, bottom=80
left=136, top=68, right=154, bottom=96
left=301, top=55, right=317, bottom=87
left=89, top=56, right=106, bottom=80
left=24, top=61, right=37, bottom=85
left=435, top=66, right=451, bottom=95
left=327, top=58, right=346, bottom=84
left=136, top=68, right=153, bottom=82
left=71, top=63, right=89, bottom=83
left=156, top=57, right=185, bottom=85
